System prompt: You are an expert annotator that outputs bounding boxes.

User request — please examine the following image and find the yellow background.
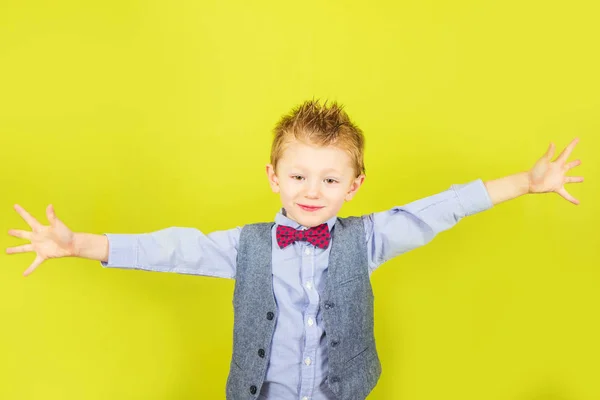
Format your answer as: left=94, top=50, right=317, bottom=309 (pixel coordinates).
left=1, top=0, right=598, bottom=399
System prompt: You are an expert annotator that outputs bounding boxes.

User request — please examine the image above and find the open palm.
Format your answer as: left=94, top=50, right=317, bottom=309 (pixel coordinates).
left=6, top=204, right=76, bottom=276
left=528, top=138, right=584, bottom=204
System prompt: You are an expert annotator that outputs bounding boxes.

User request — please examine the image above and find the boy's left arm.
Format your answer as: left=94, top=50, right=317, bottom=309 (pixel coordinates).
left=364, top=138, right=583, bottom=273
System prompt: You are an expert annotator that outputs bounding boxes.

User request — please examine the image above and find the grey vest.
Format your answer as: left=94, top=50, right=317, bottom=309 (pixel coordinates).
left=226, top=216, right=381, bottom=400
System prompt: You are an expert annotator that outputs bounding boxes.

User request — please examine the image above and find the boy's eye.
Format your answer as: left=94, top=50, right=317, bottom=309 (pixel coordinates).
left=292, top=175, right=304, bottom=181
left=325, top=178, right=338, bottom=184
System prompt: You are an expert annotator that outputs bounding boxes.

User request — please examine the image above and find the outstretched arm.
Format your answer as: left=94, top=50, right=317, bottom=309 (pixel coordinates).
left=6, top=204, right=241, bottom=278
left=364, top=138, right=584, bottom=274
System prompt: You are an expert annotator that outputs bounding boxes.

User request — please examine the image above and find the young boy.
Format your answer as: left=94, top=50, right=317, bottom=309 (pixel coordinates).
left=7, top=100, right=583, bottom=400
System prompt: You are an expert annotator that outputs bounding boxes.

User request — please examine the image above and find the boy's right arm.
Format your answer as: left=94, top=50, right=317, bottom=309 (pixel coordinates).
left=95, top=227, right=241, bottom=279
left=7, top=204, right=241, bottom=279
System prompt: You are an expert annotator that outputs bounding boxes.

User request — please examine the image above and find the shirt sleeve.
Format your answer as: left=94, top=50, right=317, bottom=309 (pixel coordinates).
left=100, top=226, right=242, bottom=279
left=362, top=179, right=493, bottom=274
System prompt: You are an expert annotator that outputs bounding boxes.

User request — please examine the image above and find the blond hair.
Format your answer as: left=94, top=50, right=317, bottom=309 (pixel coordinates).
left=270, top=99, right=366, bottom=177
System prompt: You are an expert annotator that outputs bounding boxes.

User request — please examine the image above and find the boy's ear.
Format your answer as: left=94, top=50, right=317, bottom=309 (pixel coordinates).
left=345, top=174, right=365, bottom=202
left=265, top=164, right=280, bottom=193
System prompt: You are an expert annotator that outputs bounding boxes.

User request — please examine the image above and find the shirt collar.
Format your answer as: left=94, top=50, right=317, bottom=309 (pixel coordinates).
left=275, top=207, right=338, bottom=232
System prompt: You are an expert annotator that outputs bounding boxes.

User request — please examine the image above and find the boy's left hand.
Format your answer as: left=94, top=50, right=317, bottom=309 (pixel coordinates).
left=528, top=138, right=584, bottom=204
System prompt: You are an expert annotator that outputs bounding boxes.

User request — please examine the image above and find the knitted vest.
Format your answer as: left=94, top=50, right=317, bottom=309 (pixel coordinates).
left=226, top=216, right=381, bottom=400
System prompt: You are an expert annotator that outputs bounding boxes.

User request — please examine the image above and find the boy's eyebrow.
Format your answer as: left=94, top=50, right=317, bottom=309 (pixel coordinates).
left=290, top=166, right=344, bottom=175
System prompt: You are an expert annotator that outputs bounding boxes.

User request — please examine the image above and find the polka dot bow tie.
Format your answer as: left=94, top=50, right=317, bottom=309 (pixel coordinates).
left=276, top=223, right=331, bottom=249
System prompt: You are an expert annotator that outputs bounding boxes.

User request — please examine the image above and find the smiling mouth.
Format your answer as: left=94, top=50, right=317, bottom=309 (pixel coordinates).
left=298, top=204, right=324, bottom=211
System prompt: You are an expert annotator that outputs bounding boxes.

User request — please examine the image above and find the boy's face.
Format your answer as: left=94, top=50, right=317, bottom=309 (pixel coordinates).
left=266, top=138, right=365, bottom=228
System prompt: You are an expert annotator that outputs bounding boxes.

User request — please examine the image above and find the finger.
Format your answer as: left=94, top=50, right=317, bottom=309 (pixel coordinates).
left=6, top=244, right=34, bottom=254
left=544, top=142, right=556, bottom=160
left=565, top=176, right=584, bottom=184
left=557, top=187, right=580, bottom=205
left=46, top=204, right=58, bottom=228
left=13, top=204, right=43, bottom=231
left=23, top=255, right=44, bottom=277
left=565, top=159, right=581, bottom=170
left=556, top=137, right=580, bottom=164
left=7, top=229, right=32, bottom=240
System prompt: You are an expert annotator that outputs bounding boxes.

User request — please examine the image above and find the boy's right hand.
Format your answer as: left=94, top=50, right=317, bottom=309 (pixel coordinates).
left=6, top=204, right=77, bottom=277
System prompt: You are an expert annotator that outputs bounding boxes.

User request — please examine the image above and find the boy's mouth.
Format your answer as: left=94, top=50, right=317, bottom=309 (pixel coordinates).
left=297, top=204, right=324, bottom=212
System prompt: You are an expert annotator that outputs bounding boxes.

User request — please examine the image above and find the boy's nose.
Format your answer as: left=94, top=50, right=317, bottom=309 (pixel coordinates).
left=305, top=182, right=321, bottom=198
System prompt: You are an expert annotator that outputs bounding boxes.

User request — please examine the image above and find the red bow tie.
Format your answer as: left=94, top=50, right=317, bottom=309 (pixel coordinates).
left=276, top=223, right=331, bottom=249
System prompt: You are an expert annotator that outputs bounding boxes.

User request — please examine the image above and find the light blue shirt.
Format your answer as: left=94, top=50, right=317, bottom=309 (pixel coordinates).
left=101, top=179, right=493, bottom=400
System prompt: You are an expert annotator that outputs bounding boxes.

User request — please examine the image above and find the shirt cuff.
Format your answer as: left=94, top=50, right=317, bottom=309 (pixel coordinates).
left=451, top=179, right=494, bottom=217
left=100, top=233, right=139, bottom=268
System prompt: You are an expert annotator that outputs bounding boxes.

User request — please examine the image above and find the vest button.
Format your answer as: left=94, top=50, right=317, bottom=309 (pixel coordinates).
left=331, top=340, right=340, bottom=347
left=324, top=301, right=335, bottom=309
left=330, top=376, right=340, bottom=383
left=266, top=311, right=274, bottom=320
left=258, top=348, right=265, bottom=358
left=249, top=385, right=257, bottom=394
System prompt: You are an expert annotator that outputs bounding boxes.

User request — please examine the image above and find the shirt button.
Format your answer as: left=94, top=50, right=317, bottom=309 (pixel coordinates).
left=302, top=397, right=309, bottom=400
left=304, top=357, right=312, bottom=366
left=305, top=281, right=313, bottom=290
left=307, top=318, right=314, bottom=327
left=304, top=247, right=311, bottom=255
